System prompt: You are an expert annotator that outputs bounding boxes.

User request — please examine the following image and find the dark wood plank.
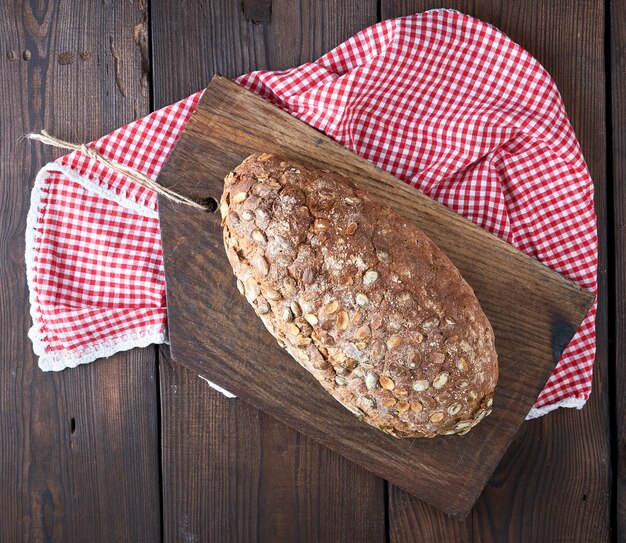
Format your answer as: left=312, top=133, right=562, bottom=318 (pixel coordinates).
left=157, top=74, right=591, bottom=517
left=377, top=3, right=477, bottom=536
left=0, top=1, right=161, bottom=541
left=389, top=484, right=472, bottom=543
left=381, top=1, right=610, bottom=540
left=160, top=353, right=386, bottom=542
left=150, top=1, right=386, bottom=541
left=151, top=0, right=379, bottom=104
left=611, top=0, right=626, bottom=539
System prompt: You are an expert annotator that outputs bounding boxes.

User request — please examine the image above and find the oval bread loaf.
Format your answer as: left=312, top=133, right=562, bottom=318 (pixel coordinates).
left=221, top=153, right=498, bottom=438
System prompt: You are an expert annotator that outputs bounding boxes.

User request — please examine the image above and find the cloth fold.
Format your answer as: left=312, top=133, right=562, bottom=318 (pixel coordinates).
left=26, top=10, right=597, bottom=419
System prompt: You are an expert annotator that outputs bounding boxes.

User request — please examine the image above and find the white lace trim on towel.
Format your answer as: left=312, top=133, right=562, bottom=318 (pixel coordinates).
left=26, top=162, right=237, bottom=403
left=40, top=162, right=158, bottom=218
left=26, top=163, right=165, bottom=372
left=526, top=396, right=586, bottom=419
left=31, top=326, right=169, bottom=372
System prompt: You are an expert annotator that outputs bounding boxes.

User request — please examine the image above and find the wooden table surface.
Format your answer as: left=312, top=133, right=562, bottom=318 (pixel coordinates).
left=0, top=1, right=619, bottom=541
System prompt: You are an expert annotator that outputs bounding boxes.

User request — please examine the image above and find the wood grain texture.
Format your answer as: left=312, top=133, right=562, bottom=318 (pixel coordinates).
left=612, top=0, right=626, bottom=540
left=382, top=1, right=610, bottom=540
left=160, top=352, right=386, bottom=542
left=389, top=483, right=472, bottom=543
left=0, top=0, right=160, bottom=541
left=157, top=75, right=592, bottom=517
left=150, top=1, right=386, bottom=541
left=151, top=0, right=379, bottom=108
left=0, top=0, right=613, bottom=540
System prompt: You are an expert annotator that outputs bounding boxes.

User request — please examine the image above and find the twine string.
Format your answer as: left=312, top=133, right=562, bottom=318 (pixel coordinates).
left=27, top=130, right=210, bottom=211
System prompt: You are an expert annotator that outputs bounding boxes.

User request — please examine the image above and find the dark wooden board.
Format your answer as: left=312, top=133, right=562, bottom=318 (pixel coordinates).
left=2, top=0, right=613, bottom=539
left=0, top=0, right=161, bottom=541
left=150, top=0, right=387, bottom=540
left=380, top=1, right=611, bottom=540
left=158, top=72, right=593, bottom=516
left=159, top=353, right=386, bottom=542
left=389, top=483, right=472, bottom=542
left=611, top=0, right=626, bottom=539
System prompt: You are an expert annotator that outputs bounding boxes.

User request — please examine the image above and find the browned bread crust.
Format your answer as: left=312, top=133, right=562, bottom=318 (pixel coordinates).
left=221, top=153, right=498, bottom=438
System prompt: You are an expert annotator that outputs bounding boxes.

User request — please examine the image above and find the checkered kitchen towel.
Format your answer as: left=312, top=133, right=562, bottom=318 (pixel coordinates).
left=26, top=10, right=597, bottom=418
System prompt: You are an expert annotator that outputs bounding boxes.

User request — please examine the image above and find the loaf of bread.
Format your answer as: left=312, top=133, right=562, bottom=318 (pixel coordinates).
left=221, top=154, right=498, bottom=438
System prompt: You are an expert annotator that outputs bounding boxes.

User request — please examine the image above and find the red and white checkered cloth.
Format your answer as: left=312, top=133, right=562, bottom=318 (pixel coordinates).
left=26, top=10, right=597, bottom=418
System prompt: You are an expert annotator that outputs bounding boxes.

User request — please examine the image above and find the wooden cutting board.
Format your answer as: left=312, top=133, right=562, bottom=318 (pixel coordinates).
left=157, top=75, right=594, bottom=517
